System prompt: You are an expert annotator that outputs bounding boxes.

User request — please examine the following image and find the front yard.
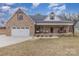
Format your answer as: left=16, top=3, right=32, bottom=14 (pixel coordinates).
left=0, top=35, right=79, bottom=55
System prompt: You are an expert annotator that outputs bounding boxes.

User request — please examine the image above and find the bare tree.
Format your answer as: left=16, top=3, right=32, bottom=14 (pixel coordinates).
left=71, top=14, right=79, bottom=25
left=61, top=13, right=79, bottom=36
left=71, top=14, right=79, bottom=36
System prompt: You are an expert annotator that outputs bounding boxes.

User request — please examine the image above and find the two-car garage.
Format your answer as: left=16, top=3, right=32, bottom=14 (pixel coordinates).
left=11, top=26, right=30, bottom=37
left=5, top=9, right=34, bottom=37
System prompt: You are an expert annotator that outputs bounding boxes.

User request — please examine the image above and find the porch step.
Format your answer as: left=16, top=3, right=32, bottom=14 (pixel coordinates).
left=35, top=33, right=73, bottom=37
left=35, top=34, right=59, bottom=38
left=34, top=36, right=59, bottom=39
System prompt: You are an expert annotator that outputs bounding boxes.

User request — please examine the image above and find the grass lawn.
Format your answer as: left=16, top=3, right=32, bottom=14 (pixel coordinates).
left=0, top=35, right=79, bottom=55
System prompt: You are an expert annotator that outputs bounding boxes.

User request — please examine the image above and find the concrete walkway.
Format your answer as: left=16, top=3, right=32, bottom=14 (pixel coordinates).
left=0, top=35, right=32, bottom=48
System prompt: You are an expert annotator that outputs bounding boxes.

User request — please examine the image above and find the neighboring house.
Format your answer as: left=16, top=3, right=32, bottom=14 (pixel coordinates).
left=75, top=21, right=79, bottom=32
left=0, top=8, right=74, bottom=37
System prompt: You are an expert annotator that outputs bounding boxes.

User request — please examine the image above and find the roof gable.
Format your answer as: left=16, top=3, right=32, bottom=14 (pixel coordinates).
left=16, top=8, right=25, bottom=14
left=6, top=8, right=35, bottom=26
left=6, top=8, right=35, bottom=25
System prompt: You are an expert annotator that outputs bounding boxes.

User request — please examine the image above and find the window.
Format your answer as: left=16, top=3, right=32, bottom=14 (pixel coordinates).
left=18, top=15, right=23, bottom=20
left=35, top=26, right=40, bottom=33
left=58, top=27, right=66, bottom=33
left=17, top=27, right=20, bottom=29
left=50, top=15, right=54, bottom=19
left=13, top=27, right=16, bottom=29
left=50, top=12, right=55, bottom=19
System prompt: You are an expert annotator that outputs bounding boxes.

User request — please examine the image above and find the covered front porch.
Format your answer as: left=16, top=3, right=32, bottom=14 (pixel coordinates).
left=34, top=25, right=73, bottom=37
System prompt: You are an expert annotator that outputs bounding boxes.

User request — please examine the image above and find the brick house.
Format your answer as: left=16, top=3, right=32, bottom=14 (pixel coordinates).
left=0, top=8, right=74, bottom=37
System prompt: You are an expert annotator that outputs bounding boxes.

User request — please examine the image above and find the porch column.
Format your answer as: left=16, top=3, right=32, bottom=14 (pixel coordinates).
left=66, top=26, right=70, bottom=33
left=72, top=25, right=74, bottom=36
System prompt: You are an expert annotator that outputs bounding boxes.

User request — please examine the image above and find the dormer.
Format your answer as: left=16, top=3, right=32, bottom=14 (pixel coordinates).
left=49, top=12, right=55, bottom=20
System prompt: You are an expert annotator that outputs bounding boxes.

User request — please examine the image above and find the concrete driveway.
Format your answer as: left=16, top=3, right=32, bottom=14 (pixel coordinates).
left=0, top=35, right=59, bottom=48
left=0, top=35, right=32, bottom=48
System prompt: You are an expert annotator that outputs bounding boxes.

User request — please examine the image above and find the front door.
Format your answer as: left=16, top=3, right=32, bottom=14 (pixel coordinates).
left=50, top=27, right=53, bottom=33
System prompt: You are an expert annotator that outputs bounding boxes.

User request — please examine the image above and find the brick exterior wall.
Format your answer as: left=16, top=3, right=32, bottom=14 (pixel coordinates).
left=0, top=29, right=6, bottom=35
left=5, top=9, right=35, bottom=36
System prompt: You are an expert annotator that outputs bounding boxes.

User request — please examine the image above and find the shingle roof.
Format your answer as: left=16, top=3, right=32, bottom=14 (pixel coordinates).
left=30, top=15, right=73, bottom=23
left=30, top=15, right=47, bottom=23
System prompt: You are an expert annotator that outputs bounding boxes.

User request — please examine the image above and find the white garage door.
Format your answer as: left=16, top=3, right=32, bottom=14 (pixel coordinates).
left=11, top=27, right=30, bottom=37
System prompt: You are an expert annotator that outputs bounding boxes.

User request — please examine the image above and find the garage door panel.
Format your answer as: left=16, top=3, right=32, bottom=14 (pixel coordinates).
left=11, top=27, right=30, bottom=37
